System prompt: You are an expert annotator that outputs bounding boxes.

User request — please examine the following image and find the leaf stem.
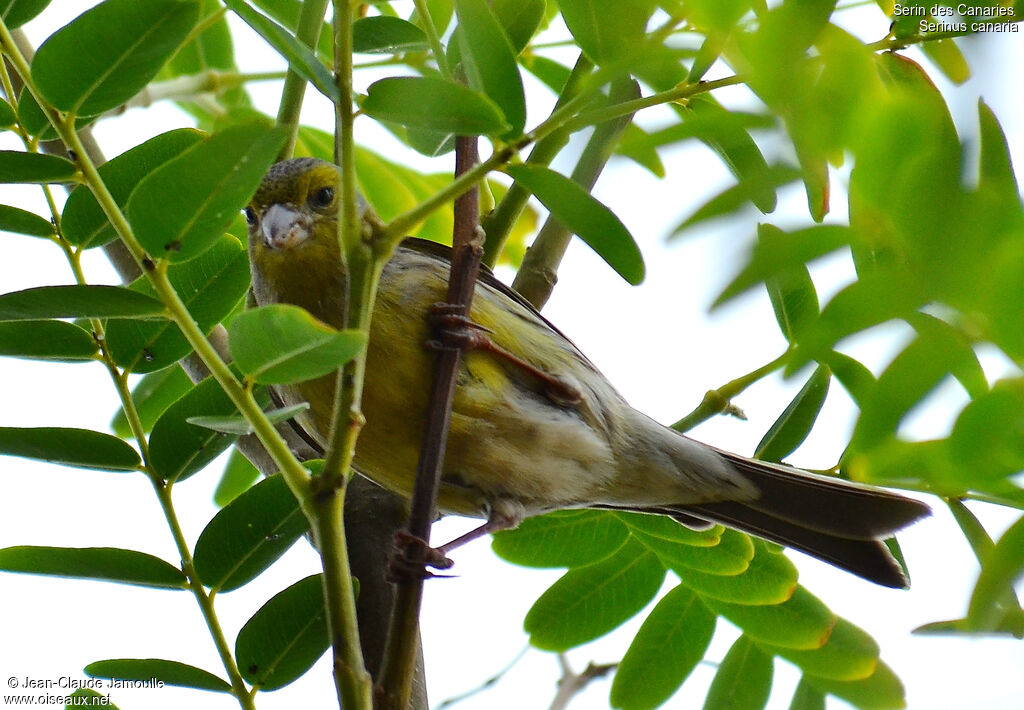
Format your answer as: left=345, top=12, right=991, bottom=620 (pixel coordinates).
left=413, top=0, right=450, bottom=78
left=276, top=0, right=331, bottom=160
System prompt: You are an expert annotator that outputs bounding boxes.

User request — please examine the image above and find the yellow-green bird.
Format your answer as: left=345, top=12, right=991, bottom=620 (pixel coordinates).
left=246, top=157, right=930, bottom=588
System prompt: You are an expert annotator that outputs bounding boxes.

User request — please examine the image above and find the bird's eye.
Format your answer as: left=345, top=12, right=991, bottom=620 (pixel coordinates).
left=310, top=186, right=334, bottom=209
left=244, top=207, right=257, bottom=226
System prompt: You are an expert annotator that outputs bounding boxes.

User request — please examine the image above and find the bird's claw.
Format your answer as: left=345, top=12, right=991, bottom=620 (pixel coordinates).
left=387, top=530, right=455, bottom=583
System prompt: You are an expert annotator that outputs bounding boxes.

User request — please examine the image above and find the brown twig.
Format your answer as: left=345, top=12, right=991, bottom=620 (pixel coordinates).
left=548, top=655, right=617, bottom=710
left=376, top=134, right=483, bottom=709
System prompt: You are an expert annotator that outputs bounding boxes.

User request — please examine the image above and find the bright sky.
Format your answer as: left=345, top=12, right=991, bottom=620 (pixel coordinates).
left=1, top=4, right=1023, bottom=710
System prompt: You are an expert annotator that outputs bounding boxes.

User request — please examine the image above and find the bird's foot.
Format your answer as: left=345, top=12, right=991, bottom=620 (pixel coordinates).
left=387, top=530, right=455, bottom=583
left=426, top=303, right=583, bottom=406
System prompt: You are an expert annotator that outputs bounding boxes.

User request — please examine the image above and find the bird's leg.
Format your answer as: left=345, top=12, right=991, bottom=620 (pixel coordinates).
left=427, top=303, right=583, bottom=406
left=387, top=501, right=525, bottom=582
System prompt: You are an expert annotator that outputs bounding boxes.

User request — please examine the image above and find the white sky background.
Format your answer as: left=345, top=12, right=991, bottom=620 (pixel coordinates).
left=1, top=2, right=1023, bottom=709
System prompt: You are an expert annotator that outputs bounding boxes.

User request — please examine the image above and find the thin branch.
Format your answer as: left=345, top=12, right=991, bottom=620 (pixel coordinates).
left=276, top=0, right=331, bottom=160
left=547, top=655, right=617, bottom=710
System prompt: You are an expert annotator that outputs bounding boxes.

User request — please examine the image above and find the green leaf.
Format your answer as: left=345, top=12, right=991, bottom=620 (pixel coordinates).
left=505, top=165, right=644, bottom=285
left=62, top=128, right=205, bottom=249
left=492, top=510, right=629, bottom=568
left=708, top=585, right=836, bottom=651
left=16, top=88, right=97, bottom=141
left=236, top=574, right=330, bottom=690
left=618, top=511, right=723, bottom=547
left=0, top=320, right=97, bottom=361
left=1, top=0, right=51, bottom=29
left=703, top=635, right=773, bottom=710
left=213, top=447, right=262, bottom=507
left=32, top=0, right=201, bottom=115
left=788, top=679, right=826, bottom=710
left=759, top=223, right=820, bottom=341
left=754, top=364, right=830, bottom=462
left=636, top=527, right=754, bottom=576
left=0, top=150, right=76, bottom=184
left=85, top=659, right=231, bottom=693
left=194, top=474, right=309, bottom=591
left=0, top=285, right=164, bottom=321
left=0, top=427, right=140, bottom=471
left=229, top=305, right=367, bottom=385
left=188, top=402, right=309, bottom=435
left=672, top=164, right=802, bottom=235
left=0, top=98, right=13, bottom=127
left=675, top=541, right=798, bottom=605
left=978, top=99, right=1020, bottom=196
left=362, top=76, right=509, bottom=135
left=611, top=586, right=716, bottom=710
left=0, top=546, right=185, bottom=589
left=920, top=38, right=970, bottom=85
left=804, top=660, right=906, bottom=710
left=0, top=204, right=55, bottom=237
left=766, top=617, right=879, bottom=681
left=128, top=122, right=287, bottom=262
left=968, top=513, right=1024, bottom=632
left=222, top=0, right=339, bottom=102
left=559, top=0, right=656, bottom=64
left=111, top=366, right=194, bottom=438
left=105, top=235, right=250, bottom=373
left=824, top=351, right=875, bottom=407
left=525, top=538, right=666, bottom=651
left=453, top=0, right=526, bottom=137
left=489, top=0, right=545, bottom=54
left=353, top=16, right=429, bottom=53
left=149, top=374, right=257, bottom=481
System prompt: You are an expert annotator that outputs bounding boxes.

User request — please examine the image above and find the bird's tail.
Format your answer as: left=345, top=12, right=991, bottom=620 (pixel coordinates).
left=672, top=452, right=931, bottom=588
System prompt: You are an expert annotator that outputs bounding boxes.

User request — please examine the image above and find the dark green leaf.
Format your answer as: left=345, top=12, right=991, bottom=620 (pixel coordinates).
left=0, top=150, right=76, bottom=183
left=0, top=320, right=97, bottom=361
left=236, top=574, right=330, bottom=690
left=505, top=165, right=644, bottom=285
left=128, top=122, right=287, bottom=262
left=453, top=0, right=526, bottom=136
left=0, top=546, right=185, bottom=588
left=0, top=204, right=54, bottom=237
left=489, top=0, right=545, bottom=54
left=0, top=98, right=13, bottom=127
left=16, top=88, right=97, bottom=141
left=32, top=0, right=201, bottom=115
left=754, top=364, right=830, bottom=462
left=611, top=585, right=716, bottom=709
left=223, top=0, right=339, bottom=102
left=0, top=427, right=140, bottom=471
left=758, top=223, right=820, bottom=341
left=213, top=447, right=262, bottom=507
left=703, top=635, right=773, bottom=710
left=353, top=16, right=429, bottom=53
left=1, top=0, right=51, bottom=28
left=63, top=128, right=205, bottom=249
left=525, top=538, right=666, bottom=650
left=492, top=510, right=629, bottom=568
left=195, top=474, right=308, bottom=591
left=85, top=659, right=231, bottom=693
left=362, top=77, right=509, bottom=135
left=111, top=367, right=194, bottom=438
left=0, top=285, right=164, bottom=321
left=229, top=305, right=367, bottom=385
left=188, top=402, right=309, bottom=435
left=149, top=374, right=256, bottom=481
left=105, top=235, right=250, bottom=373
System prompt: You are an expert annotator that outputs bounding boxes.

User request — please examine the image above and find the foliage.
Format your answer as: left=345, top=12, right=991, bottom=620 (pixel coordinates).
left=0, top=1, right=1022, bottom=709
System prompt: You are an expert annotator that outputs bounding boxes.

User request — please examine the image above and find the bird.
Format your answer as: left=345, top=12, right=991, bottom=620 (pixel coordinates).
left=245, top=157, right=930, bottom=588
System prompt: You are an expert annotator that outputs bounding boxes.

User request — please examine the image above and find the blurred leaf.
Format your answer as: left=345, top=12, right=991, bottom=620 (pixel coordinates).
left=754, top=364, right=830, bottom=462
left=505, top=165, right=644, bottom=285
left=362, top=77, right=509, bottom=135
left=949, top=379, right=1024, bottom=488
left=353, top=16, right=429, bottom=53
left=559, top=0, right=656, bottom=64
left=0, top=0, right=51, bottom=28
left=0, top=285, right=164, bottom=321
left=32, top=0, right=200, bottom=115
left=703, top=635, right=773, bottom=710
left=804, top=660, right=906, bottom=710
left=111, top=367, right=194, bottom=438
left=0, top=320, right=97, bottom=361
left=524, top=538, right=666, bottom=650
left=488, top=0, right=545, bottom=54
left=0, top=98, right=13, bottom=126
left=236, top=574, right=330, bottom=690
left=213, top=447, right=263, bottom=507
left=978, top=99, right=1020, bottom=196
left=760, top=224, right=819, bottom=341
left=968, top=513, right=1024, bottom=632
left=85, top=659, right=231, bottom=692
left=0, top=151, right=76, bottom=184
left=825, top=351, right=875, bottom=407
left=105, top=235, right=250, bottom=373
left=0, top=427, right=139, bottom=471
left=194, top=474, right=308, bottom=591
left=708, top=585, right=836, bottom=651
left=615, top=123, right=666, bottom=178
left=188, top=402, right=309, bottom=435
left=493, top=511, right=629, bottom=568
left=0, top=546, right=185, bottom=588
left=0, top=204, right=55, bottom=238
left=673, top=164, right=801, bottom=234
left=128, top=122, right=286, bottom=262
left=920, top=38, right=970, bottom=85
left=452, top=0, right=526, bottom=137
left=229, top=305, right=367, bottom=385
left=788, top=679, right=826, bottom=710
left=63, top=128, right=205, bottom=249
left=223, top=0, right=339, bottom=101
left=611, top=585, right=716, bottom=710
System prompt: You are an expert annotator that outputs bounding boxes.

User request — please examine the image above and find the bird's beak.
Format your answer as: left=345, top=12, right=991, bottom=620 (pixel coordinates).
left=261, top=203, right=311, bottom=250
